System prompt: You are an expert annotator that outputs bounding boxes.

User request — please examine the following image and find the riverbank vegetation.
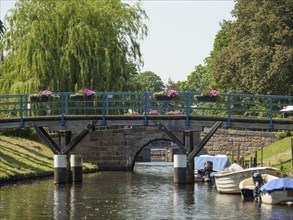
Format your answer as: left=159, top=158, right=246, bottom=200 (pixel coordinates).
left=0, top=135, right=98, bottom=184
left=245, top=136, right=293, bottom=176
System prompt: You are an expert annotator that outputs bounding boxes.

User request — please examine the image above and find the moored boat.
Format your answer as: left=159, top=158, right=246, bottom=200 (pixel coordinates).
left=214, top=164, right=283, bottom=194
left=260, top=178, right=293, bottom=205
left=194, top=155, right=230, bottom=182
left=239, top=173, right=279, bottom=201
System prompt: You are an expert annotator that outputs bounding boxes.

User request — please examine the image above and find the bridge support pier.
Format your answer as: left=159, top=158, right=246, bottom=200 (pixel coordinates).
left=174, top=154, right=187, bottom=184
left=70, top=154, right=83, bottom=182
left=59, top=131, right=73, bottom=183
left=54, top=155, right=68, bottom=184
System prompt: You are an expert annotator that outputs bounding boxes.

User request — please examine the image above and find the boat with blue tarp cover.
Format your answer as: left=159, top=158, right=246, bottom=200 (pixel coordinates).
left=260, top=178, right=293, bottom=205
left=194, top=155, right=230, bottom=182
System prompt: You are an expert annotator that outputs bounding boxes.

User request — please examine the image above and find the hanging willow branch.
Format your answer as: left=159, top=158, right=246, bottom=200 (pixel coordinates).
left=0, top=0, right=148, bottom=94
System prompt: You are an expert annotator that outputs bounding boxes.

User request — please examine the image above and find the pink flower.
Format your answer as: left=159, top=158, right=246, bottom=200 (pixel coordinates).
left=40, top=90, right=52, bottom=96
left=172, top=110, right=181, bottom=116
left=149, top=109, right=159, bottom=115
left=167, top=89, right=179, bottom=97
left=132, top=111, right=140, bottom=116
left=209, top=89, right=220, bottom=97
left=78, top=88, right=96, bottom=96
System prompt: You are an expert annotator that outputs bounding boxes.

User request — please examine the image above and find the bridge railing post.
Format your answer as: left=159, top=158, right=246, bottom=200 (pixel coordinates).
left=60, top=93, right=66, bottom=126
left=185, top=92, right=190, bottom=126
left=24, top=95, right=29, bottom=117
left=269, top=96, right=273, bottom=129
left=143, top=92, right=149, bottom=126
left=19, top=95, right=24, bottom=127
left=102, top=92, right=107, bottom=126
left=226, top=95, right=232, bottom=128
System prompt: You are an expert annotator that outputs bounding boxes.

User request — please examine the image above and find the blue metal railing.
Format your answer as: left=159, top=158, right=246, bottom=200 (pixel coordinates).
left=0, top=92, right=292, bottom=128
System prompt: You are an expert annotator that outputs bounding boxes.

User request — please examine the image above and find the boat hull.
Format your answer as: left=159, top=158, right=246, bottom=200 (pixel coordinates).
left=239, top=174, right=279, bottom=201
left=215, top=167, right=282, bottom=194
left=261, top=190, right=293, bottom=205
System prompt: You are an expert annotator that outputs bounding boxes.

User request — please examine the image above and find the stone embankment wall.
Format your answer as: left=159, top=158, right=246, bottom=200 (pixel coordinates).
left=203, top=129, right=278, bottom=157
left=71, top=127, right=278, bottom=171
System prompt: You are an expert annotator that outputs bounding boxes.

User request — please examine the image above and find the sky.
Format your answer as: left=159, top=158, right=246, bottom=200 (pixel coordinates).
left=0, top=0, right=235, bottom=84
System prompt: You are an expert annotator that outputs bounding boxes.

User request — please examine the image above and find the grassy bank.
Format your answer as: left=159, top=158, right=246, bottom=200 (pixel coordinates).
left=0, top=135, right=98, bottom=184
left=245, top=136, right=293, bottom=176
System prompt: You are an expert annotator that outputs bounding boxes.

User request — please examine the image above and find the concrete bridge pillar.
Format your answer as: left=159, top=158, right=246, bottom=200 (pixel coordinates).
left=54, top=154, right=68, bottom=184
left=70, top=154, right=83, bottom=182
left=174, top=154, right=187, bottom=184
left=54, top=131, right=73, bottom=184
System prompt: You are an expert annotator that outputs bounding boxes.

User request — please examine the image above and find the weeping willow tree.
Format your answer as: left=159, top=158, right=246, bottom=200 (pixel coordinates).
left=0, top=0, right=147, bottom=94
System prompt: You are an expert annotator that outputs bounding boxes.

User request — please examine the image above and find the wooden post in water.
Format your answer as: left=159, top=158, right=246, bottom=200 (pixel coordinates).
left=237, top=145, right=240, bottom=164
left=261, top=146, right=263, bottom=166
left=231, top=147, right=235, bottom=164
left=291, top=138, right=293, bottom=176
left=254, top=151, right=257, bottom=167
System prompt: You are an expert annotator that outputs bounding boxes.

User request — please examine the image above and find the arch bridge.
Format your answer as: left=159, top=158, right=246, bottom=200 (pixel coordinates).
left=0, top=92, right=292, bottom=182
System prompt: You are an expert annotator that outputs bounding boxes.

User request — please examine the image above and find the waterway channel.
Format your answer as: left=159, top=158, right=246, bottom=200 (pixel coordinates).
left=0, top=162, right=292, bottom=219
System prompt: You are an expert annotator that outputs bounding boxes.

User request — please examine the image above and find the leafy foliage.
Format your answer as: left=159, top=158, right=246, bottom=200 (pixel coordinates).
left=185, top=64, right=211, bottom=92
left=210, top=0, right=293, bottom=95
left=132, top=71, right=164, bottom=92
left=0, top=0, right=148, bottom=94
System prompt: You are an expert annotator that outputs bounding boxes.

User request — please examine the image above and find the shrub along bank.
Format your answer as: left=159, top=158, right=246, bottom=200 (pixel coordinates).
left=0, top=135, right=98, bottom=185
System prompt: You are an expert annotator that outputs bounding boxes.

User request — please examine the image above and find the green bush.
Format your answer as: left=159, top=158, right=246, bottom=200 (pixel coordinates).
left=275, top=130, right=291, bottom=139
left=1, top=128, right=38, bottom=140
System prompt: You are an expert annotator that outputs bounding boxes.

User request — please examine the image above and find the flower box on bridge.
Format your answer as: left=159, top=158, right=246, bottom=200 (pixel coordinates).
left=197, top=96, right=219, bottom=102
left=70, top=95, right=94, bottom=101
left=154, top=95, right=173, bottom=101
left=30, top=96, right=49, bottom=103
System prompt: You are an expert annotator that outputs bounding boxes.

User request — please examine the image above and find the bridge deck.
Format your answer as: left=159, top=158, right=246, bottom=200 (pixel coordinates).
left=0, top=114, right=292, bottom=131
left=0, top=92, right=292, bottom=131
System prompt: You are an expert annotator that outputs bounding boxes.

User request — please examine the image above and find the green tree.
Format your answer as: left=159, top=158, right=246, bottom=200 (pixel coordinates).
left=132, top=71, right=164, bottom=92
left=185, top=63, right=210, bottom=92
left=210, top=0, right=293, bottom=95
left=0, top=0, right=148, bottom=94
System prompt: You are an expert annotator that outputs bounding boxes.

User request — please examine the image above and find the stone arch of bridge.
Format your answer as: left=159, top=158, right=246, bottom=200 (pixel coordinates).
left=131, top=137, right=174, bottom=170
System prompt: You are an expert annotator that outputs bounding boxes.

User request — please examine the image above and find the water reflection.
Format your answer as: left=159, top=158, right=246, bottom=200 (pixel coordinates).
left=0, top=162, right=292, bottom=219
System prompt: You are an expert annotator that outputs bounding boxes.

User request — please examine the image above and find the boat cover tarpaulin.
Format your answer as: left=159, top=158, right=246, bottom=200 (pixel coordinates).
left=260, top=178, right=293, bottom=192
left=194, top=155, right=230, bottom=172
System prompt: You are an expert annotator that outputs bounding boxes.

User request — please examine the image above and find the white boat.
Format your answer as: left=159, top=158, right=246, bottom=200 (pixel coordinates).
left=239, top=173, right=279, bottom=201
left=214, top=163, right=283, bottom=194
left=260, top=178, right=293, bottom=205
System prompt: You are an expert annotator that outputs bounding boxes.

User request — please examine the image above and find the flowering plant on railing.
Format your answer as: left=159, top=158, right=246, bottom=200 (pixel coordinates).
left=166, top=110, right=182, bottom=116
left=29, top=90, right=60, bottom=102
left=149, top=109, right=159, bottom=115
left=197, top=88, right=220, bottom=102
left=70, top=88, right=96, bottom=100
left=200, top=88, right=220, bottom=97
left=153, top=89, right=179, bottom=100
left=126, top=109, right=140, bottom=116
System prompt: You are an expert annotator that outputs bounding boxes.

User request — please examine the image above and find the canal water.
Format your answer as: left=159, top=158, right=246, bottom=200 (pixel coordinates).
left=0, top=162, right=292, bottom=219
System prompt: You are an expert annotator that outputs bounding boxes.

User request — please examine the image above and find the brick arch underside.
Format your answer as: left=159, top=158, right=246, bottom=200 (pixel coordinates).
left=129, top=128, right=176, bottom=171
left=72, top=127, right=181, bottom=171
